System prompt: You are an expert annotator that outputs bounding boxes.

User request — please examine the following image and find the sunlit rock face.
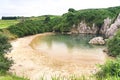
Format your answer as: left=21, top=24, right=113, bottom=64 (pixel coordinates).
left=71, top=13, right=120, bottom=39
left=105, top=14, right=120, bottom=38
left=71, top=22, right=98, bottom=34
left=100, top=17, right=111, bottom=35
left=89, top=37, right=105, bottom=45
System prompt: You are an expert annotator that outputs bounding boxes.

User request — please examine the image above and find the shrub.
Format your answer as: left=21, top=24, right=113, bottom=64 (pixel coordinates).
left=95, top=58, right=120, bottom=80
left=0, top=54, right=13, bottom=74
left=8, top=20, right=53, bottom=37
left=107, top=30, right=120, bottom=57
left=68, top=8, right=76, bottom=12
left=0, top=34, right=13, bottom=74
left=0, top=34, right=11, bottom=53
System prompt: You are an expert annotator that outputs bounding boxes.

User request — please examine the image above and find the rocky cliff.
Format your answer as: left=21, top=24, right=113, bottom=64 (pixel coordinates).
left=71, top=22, right=98, bottom=34
left=100, top=17, right=111, bottom=35
left=71, top=13, right=120, bottom=38
left=105, top=13, right=120, bottom=38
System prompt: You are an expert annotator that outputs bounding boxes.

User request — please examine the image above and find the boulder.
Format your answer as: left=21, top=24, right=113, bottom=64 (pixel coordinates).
left=89, top=37, right=105, bottom=45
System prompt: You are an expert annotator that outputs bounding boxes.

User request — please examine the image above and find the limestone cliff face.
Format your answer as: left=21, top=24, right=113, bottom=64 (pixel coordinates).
left=71, top=21, right=98, bottom=34
left=105, top=14, right=120, bottom=38
left=71, top=13, right=120, bottom=39
left=100, top=14, right=120, bottom=38
left=100, top=17, right=112, bottom=35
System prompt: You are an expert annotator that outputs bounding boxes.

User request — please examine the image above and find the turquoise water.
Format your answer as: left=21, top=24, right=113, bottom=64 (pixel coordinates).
left=32, top=34, right=105, bottom=56
left=31, top=34, right=106, bottom=69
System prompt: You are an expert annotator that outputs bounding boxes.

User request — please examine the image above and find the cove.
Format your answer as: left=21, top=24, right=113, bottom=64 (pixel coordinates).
left=31, top=34, right=107, bottom=65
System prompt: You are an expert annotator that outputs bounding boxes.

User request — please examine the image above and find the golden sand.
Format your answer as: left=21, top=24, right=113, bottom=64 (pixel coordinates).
left=7, top=33, right=107, bottom=80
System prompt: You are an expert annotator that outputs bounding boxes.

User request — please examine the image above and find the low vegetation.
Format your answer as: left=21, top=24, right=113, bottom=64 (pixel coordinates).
left=39, top=75, right=92, bottom=80
left=0, top=74, right=28, bottom=80
left=0, top=20, right=18, bottom=29
left=94, top=29, right=120, bottom=80
left=95, top=58, right=120, bottom=80
left=7, top=6, right=120, bottom=38
left=107, top=30, right=120, bottom=57
left=0, top=34, right=12, bottom=74
left=0, top=34, right=28, bottom=80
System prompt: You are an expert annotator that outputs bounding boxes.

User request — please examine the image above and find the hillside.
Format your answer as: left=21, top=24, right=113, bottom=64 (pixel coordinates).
left=7, top=6, right=120, bottom=37
left=0, top=20, right=18, bottom=29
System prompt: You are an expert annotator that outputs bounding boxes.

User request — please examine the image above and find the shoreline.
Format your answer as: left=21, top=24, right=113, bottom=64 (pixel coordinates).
left=7, top=33, right=107, bottom=80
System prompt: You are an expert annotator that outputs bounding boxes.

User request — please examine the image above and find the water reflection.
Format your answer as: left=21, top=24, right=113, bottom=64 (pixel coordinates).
left=30, top=34, right=106, bottom=71
left=32, top=34, right=105, bottom=56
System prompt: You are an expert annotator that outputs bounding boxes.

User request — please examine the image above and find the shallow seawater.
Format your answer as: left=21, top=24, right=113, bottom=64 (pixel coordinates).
left=31, top=34, right=106, bottom=63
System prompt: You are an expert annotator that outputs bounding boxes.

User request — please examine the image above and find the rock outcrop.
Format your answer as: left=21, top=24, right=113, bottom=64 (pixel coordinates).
left=105, top=13, right=120, bottom=38
left=100, top=17, right=111, bottom=34
left=89, top=37, right=105, bottom=45
left=71, top=13, right=120, bottom=39
left=71, top=22, right=98, bottom=34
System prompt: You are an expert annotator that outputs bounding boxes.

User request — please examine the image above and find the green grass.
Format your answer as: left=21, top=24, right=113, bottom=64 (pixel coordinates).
left=0, top=74, right=29, bottom=80
left=28, top=15, right=60, bottom=20
left=0, top=20, right=19, bottom=29
left=97, top=76, right=120, bottom=80
left=95, top=58, right=120, bottom=80
left=39, top=75, right=93, bottom=80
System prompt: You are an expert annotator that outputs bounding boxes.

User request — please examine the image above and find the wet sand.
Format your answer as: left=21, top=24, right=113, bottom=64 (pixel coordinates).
left=7, top=33, right=107, bottom=80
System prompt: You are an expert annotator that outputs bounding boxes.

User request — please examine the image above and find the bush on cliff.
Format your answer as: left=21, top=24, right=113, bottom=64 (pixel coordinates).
left=0, top=34, right=13, bottom=74
left=107, top=30, right=120, bottom=57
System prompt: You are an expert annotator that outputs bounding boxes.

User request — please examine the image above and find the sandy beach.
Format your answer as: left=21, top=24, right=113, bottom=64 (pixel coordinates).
left=6, top=33, right=107, bottom=80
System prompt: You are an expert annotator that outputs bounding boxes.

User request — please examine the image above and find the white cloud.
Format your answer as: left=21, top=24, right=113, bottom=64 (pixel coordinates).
left=0, top=0, right=120, bottom=18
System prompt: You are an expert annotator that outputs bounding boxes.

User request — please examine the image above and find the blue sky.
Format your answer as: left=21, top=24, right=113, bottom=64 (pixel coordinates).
left=0, top=0, right=120, bottom=18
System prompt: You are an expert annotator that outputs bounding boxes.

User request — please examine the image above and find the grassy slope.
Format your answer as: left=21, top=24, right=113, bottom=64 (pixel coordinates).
left=29, top=15, right=59, bottom=20
left=0, top=15, right=59, bottom=29
left=0, top=20, right=18, bottom=29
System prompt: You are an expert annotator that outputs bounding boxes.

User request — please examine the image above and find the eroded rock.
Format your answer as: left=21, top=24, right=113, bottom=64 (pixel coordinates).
left=71, top=22, right=98, bottom=34
left=71, top=13, right=120, bottom=39
left=100, top=17, right=111, bottom=34
left=105, top=13, right=120, bottom=38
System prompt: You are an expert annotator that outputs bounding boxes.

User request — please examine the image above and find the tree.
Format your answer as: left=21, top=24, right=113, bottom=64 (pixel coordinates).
left=44, top=16, right=50, bottom=23
left=68, top=8, right=76, bottom=12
